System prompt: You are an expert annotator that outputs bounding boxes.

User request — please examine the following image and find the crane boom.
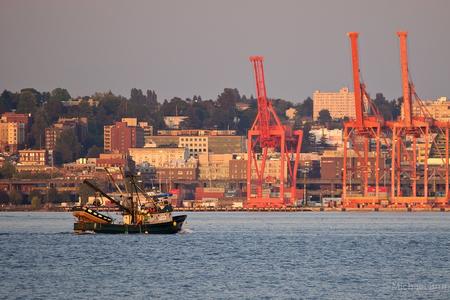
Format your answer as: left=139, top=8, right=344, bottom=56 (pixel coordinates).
left=250, top=56, right=270, bottom=141
left=397, top=31, right=412, bottom=126
left=348, top=32, right=364, bottom=127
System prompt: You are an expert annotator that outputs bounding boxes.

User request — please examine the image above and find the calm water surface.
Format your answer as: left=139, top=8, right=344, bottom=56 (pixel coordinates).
left=1, top=212, right=450, bottom=299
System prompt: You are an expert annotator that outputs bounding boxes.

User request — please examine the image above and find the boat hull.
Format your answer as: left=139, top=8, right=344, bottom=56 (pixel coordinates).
left=74, top=215, right=187, bottom=234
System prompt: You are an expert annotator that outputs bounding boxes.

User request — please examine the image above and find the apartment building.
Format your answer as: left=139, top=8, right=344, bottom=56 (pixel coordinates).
left=104, top=118, right=147, bottom=153
left=313, top=87, right=356, bottom=120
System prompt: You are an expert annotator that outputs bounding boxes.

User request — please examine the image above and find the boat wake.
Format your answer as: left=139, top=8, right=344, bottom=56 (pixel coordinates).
left=179, top=228, right=193, bottom=234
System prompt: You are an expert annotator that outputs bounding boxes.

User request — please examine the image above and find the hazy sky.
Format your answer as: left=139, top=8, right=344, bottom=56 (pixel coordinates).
left=1, top=0, right=449, bottom=102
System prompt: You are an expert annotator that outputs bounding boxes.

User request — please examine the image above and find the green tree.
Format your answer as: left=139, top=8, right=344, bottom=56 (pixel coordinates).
left=272, top=98, right=293, bottom=121
left=50, top=88, right=71, bottom=102
left=29, top=190, right=42, bottom=201
left=130, top=88, right=146, bottom=105
left=58, top=191, right=72, bottom=203
left=0, top=90, right=15, bottom=113
left=9, top=190, right=24, bottom=205
left=296, top=97, right=313, bottom=118
left=146, top=89, right=158, bottom=112
left=0, top=190, right=10, bottom=204
left=46, top=187, right=59, bottom=204
left=300, top=123, right=315, bottom=153
left=86, top=145, right=102, bottom=158
left=30, top=108, right=49, bottom=149
left=54, top=129, right=82, bottom=164
left=318, top=109, right=332, bottom=125
left=30, top=196, right=42, bottom=210
left=29, top=190, right=42, bottom=208
left=44, top=98, right=65, bottom=123
left=78, top=183, right=94, bottom=205
left=16, top=91, right=38, bottom=114
left=0, top=161, right=16, bottom=179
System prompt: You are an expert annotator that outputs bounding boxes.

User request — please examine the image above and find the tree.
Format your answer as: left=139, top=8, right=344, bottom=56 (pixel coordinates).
left=130, top=88, right=146, bottom=105
left=54, top=129, right=82, bottom=164
left=46, top=187, right=59, bottom=204
left=30, top=109, right=49, bottom=149
left=296, top=97, right=313, bottom=118
left=44, top=98, right=65, bottom=123
left=78, top=183, right=94, bottom=205
left=300, top=123, right=315, bottom=153
left=318, top=109, right=332, bottom=125
left=217, top=88, right=240, bottom=109
left=0, top=190, right=10, bottom=205
left=0, top=161, right=16, bottom=179
left=30, top=190, right=43, bottom=209
left=86, top=145, right=102, bottom=158
left=0, top=90, right=15, bottom=113
left=31, top=196, right=42, bottom=210
left=29, top=190, right=42, bottom=201
left=9, top=190, right=24, bottom=205
left=50, top=88, right=71, bottom=102
left=16, top=91, right=38, bottom=114
left=58, top=191, right=72, bottom=203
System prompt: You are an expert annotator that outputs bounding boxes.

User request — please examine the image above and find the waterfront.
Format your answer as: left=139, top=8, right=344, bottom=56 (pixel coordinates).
left=1, top=212, right=450, bottom=299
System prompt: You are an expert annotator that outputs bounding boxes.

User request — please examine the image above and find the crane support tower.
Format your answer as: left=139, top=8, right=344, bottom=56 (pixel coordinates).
left=387, top=32, right=450, bottom=208
left=342, top=32, right=386, bottom=208
left=246, top=56, right=303, bottom=208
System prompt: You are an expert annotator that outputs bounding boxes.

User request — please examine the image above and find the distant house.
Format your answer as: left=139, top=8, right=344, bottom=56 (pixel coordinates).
left=164, top=116, right=189, bottom=129
left=62, top=98, right=99, bottom=107
left=235, top=102, right=250, bottom=111
left=285, top=107, right=297, bottom=120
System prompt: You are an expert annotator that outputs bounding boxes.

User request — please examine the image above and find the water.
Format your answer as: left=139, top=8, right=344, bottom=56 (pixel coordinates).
left=1, top=212, right=450, bottom=299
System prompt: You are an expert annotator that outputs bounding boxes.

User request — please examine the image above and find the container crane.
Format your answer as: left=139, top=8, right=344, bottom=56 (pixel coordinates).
left=388, top=32, right=450, bottom=207
left=342, top=32, right=386, bottom=208
left=246, top=56, right=303, bottom=208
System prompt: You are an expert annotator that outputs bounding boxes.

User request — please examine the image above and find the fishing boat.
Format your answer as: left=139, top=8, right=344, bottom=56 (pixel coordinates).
left=72, top=173, right=187, bottom=234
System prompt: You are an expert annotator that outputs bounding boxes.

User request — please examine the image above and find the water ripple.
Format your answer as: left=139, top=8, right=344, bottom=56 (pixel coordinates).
left=0, top=212, right=449, bottom=299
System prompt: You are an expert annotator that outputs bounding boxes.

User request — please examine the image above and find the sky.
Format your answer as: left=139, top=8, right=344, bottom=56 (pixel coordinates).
left=0, top=0, right=449, bottom=103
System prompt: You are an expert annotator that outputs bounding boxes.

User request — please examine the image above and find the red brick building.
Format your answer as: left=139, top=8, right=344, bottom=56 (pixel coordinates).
left=96, top=152, right=129, bottom=169
left=104, top=121, right=144, bottom=154
left=1, top=112, right=30, bottom=127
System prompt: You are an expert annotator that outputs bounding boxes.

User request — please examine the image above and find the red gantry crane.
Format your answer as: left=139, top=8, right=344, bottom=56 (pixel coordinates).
left=246, top=56, right=303, bottom=208
left=342, top=32, right=386, bottom=208
left=388, top=32, right=450, bottom=207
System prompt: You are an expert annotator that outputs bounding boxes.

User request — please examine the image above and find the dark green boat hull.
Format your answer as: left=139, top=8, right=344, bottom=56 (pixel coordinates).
left=74, top=215, right=187, bottom=234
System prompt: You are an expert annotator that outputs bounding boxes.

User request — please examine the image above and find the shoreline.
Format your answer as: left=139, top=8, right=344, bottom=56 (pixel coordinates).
left=1, top=207, right=449, bottom=213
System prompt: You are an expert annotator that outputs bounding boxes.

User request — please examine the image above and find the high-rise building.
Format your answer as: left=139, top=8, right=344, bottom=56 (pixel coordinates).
left=0, top=122, right=26, bottom=153
left=313, top=87, right=356, bottom=120
left=104, top=121, right=144, bottom=153
left=0, top=113, right=28, bottom=153
left=104, top=118, right=151, bottom=153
